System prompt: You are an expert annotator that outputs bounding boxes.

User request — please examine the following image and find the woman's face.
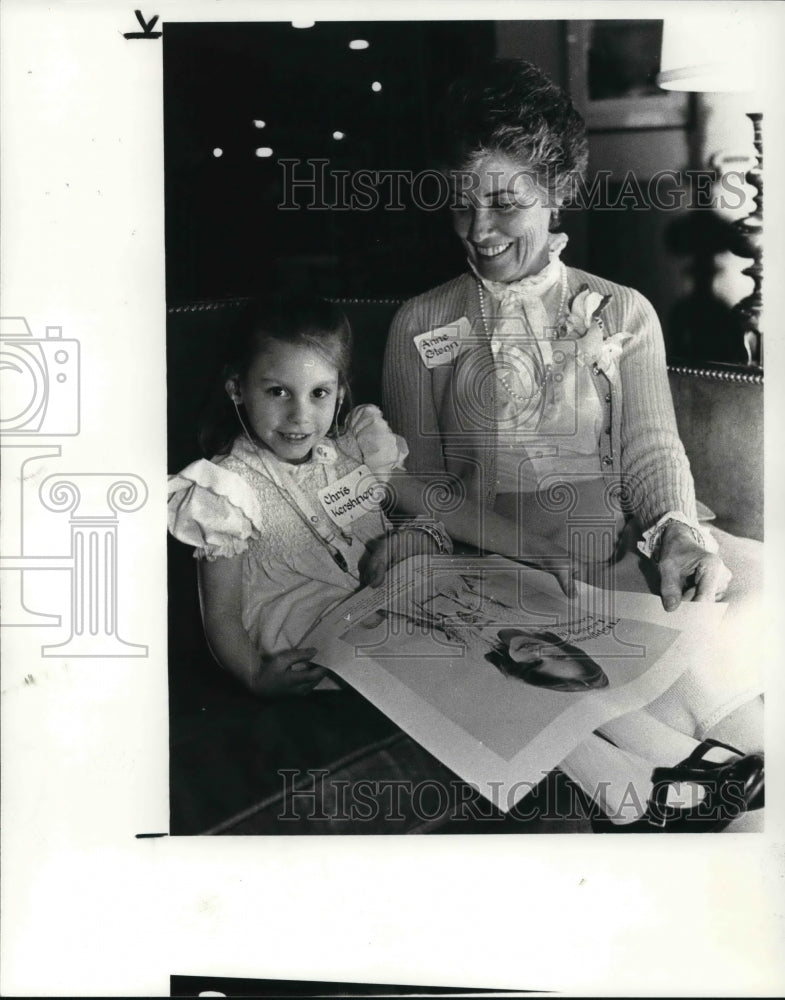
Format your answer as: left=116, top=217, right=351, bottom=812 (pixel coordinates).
left=506, top=634, right=608, bottom=692
left=450, top=151, right=555, bottom=283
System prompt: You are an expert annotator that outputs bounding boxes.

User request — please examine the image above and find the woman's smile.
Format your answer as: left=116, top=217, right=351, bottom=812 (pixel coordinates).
left=474, top=242, right=514, bottom=259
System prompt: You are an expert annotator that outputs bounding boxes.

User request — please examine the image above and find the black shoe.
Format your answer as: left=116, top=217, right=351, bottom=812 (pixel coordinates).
left=591, top=739, right=764, bottom=833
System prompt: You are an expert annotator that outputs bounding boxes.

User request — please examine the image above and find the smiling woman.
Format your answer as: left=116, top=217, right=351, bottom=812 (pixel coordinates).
left=384, top=58, right=740, bottom=606
left=382, top=58, right=764, bottom=831
left=451, top=152, right=554, bottom=282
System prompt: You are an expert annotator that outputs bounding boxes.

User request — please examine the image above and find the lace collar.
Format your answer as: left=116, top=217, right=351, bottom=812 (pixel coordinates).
left=231, top=434, right=338, bottom=479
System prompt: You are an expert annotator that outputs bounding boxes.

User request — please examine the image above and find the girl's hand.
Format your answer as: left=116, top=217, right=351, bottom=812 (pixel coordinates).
left=250, top=646, right=327, bottom=698
left=360, top=528, right=441, bottom=589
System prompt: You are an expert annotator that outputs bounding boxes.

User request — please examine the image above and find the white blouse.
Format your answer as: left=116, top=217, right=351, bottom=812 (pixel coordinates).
left=476, top=234, right=604, bottom=493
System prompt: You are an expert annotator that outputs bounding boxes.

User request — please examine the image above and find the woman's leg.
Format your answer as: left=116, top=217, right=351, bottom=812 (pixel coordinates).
left=559, top=726, right=740, bottom=826
left=703, top=697, right=764, bottom=753
left=559, top=733, right=654, bottom=824
left=599, top=710, right=706, bottom=767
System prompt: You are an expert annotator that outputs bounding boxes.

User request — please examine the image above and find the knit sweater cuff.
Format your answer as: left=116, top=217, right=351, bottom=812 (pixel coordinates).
left=637, top=511, right=719, bottom=562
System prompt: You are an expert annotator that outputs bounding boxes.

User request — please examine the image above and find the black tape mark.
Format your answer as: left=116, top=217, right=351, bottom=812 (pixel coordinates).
left=135, top=832, right=168, bottom=838
left=123, top=10, right=162, bottom=40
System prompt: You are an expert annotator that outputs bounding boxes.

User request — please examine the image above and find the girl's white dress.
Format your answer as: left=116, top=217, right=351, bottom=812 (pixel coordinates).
left=168, top=405, right=408, bottom=655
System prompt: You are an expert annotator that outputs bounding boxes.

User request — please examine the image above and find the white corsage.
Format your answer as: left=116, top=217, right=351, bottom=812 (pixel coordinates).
left=563, top=286, right=632, bottom=380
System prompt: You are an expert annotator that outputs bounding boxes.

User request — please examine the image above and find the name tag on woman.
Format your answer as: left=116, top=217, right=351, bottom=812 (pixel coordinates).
left=318, top=465, right=382, bottom=529
left=413, top=317, right=470, bottom=368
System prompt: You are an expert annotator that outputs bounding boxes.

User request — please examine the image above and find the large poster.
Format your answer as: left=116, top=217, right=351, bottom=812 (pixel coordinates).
left=309, top=556, right=721, bottom=810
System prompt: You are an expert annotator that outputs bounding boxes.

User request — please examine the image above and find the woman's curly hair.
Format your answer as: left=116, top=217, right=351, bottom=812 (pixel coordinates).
left=435, top=59, right=588, bottom=208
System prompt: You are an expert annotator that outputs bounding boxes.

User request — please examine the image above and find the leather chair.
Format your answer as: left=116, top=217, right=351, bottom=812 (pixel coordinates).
left=167, top=297, right=763, bottom=835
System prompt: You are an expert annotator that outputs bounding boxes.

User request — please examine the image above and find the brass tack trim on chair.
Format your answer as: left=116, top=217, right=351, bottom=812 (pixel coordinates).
left=667, top=363, right=763, bottom=386
left=329, top=297, right=405, bottom=306
left=168, top=296, right=408, bottom=314
left=167, top=297, right=252, bottom=314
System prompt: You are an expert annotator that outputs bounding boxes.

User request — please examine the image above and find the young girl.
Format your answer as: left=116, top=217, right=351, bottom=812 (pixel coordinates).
left=169, top=293, right=763, bottom=831
left=168, top=294, right=449, bottom=698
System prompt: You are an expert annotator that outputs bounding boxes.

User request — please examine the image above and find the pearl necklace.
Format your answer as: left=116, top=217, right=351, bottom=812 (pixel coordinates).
left=477, top=264, right=569, bottom=405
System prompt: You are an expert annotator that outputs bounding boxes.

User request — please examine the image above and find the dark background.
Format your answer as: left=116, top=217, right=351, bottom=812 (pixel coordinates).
left=164, top=21, right=498, bottom=302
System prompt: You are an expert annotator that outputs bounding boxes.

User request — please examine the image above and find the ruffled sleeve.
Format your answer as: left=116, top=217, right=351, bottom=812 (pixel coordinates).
left=168, top=458, right=263, bottom=561
left=345, top=404, right=409, bottom=478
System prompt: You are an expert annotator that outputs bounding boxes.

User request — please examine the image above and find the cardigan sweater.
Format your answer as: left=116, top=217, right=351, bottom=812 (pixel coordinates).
left=382, top=268, right=698, bottom=534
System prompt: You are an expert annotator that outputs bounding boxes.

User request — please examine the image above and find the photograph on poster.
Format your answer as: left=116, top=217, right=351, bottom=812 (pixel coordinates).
left=164, top=17, right=765, bottom=839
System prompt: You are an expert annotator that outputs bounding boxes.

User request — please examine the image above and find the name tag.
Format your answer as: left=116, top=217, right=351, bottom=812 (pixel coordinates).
left=413, top=317, right=470, bottom=369
left=318, top=465, right=382, bottom=530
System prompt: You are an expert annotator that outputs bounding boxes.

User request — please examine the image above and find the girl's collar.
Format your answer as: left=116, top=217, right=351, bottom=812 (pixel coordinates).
left=469, top=231, right=569, bottom=302
left=232, top=434, right=338, bottom=474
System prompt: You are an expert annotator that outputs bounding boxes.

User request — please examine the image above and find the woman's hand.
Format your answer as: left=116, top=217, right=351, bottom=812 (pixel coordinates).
left=511, top=536, right=580, bottom=599
left=379, top=474, right=578, bottom=597
left=250, top=646, right=327, bottom=698
left=658, top=521, right=732, bottom=611
left=359, top=528, right=441, bottom=589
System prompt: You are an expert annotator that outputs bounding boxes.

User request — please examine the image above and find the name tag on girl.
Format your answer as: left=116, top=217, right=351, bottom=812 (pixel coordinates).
left=413, top=317, right=470, bottom=368
left=318, top=465, right=382, bottom=529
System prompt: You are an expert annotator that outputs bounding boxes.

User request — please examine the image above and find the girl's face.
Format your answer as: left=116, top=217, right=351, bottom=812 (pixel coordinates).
left=235, top=339, right=341, bottom=464
left=450, top=150, right=555, bottom=283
